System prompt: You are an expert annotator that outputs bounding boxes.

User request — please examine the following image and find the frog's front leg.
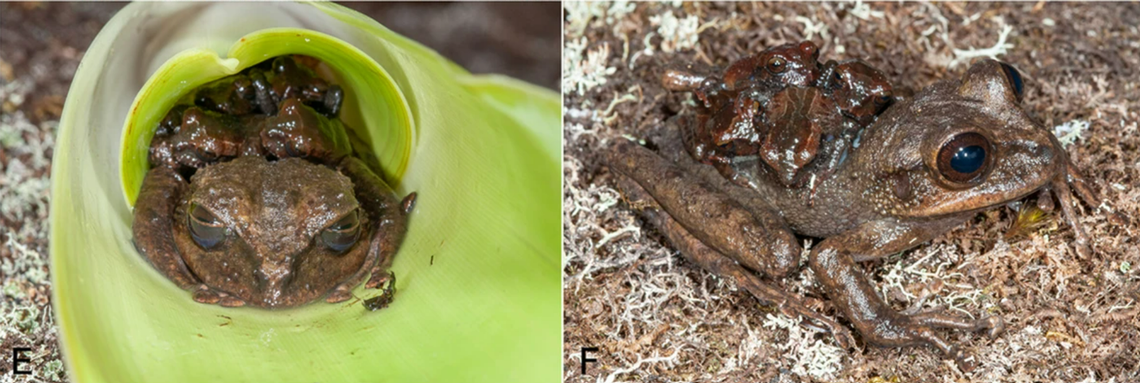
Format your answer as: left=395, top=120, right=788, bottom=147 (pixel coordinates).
left=133, top=167, right=198, bottom=290
left=324, top=157, right=409, bottom=303
left=608, top=139, right=800, bottom=278
left=808, top=218, right=1004, bottom=372
left=614, top=173, right=855, bottom=349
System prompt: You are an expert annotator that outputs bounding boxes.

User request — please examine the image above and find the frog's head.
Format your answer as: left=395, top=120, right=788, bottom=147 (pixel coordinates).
left=724, top=41, right=821, bottom=90
left=172, top=156, right=368, bottom=307
left=853, top=59, right=1070, bottom=220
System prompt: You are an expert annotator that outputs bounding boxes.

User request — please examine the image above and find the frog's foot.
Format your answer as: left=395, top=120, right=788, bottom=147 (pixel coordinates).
left=1052, top=174, right=1093, bottom=258
left=321, top=85, right=344, bottom=117
left=192, top=286, right=246, bottom=307
left=362, top=271, right=397, bottom=311
left=613, top=171, right=856, bottom=350
left=909, top=311, right=1005, bottom=340
left=250, top=71, right=278, bottom=115
left=860, top=316, right=979, bottom=372
left=401, top=192, right=418, bottom=215
left=809, top=245, right=990, bottom=372
left=365, top=268, right=395, bottom=290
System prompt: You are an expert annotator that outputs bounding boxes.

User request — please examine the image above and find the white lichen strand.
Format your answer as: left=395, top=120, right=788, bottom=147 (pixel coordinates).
left=563, top=38, right=617, bottom=96
left=847, top=1, right=884, bottom=21
left=795, top=16, right=830, bottom=41
left=563, top=2, right=608, bottom=38
left=1053, top=119, right=1089, bottom=148
left=761, top=314, right=845, bottom=380
left=949, top=25, right=1015, bottom=68
left=649, top=10, right=701, bottom=53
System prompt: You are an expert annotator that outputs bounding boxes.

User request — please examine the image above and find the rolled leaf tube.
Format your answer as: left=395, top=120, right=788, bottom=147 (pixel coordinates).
left=51, top=2, right=560, bottom=382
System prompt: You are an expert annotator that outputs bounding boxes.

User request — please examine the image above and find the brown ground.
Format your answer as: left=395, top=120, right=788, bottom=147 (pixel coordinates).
left=562, top=2, right=1139, bottom=382
left=0, top=2, right=558, bottom=382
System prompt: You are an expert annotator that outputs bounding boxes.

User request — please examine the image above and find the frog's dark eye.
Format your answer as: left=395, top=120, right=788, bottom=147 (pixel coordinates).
left=766, top=56, right=787, bottom=74
left=873, top=94, right=893, bottom=107
left=936, top=132, right=992, bottom=184
left=188, top=203, right=227, bottom=249
left=999, top=62, right=1024, bottom=101
left=321, top=210, right=360, bottom=253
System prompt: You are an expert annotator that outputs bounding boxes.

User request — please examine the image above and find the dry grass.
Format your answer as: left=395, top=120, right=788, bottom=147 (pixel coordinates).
left=562, top=2, right=1140, bottom=382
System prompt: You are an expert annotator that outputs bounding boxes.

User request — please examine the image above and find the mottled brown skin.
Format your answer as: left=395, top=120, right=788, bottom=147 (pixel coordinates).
left=189, top=55, right=344, bottom=118
left=820, top=59, right=895, bottom=126
left=661, top=42, right=896, bottom=187
left=757, top=86, right=842, bottom=186
left=662, top=42, right=823, bottom=171
left=612, top=59, right=1106, bottom=371
left=133, top=60, right=410, bottom=308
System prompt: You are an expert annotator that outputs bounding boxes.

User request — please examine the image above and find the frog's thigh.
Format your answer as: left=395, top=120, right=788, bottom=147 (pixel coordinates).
left=327, top=157, right=408, bottom=302
left=132, top=167, right=201, bottom=290
left=609, top=140, right=800, bottom=277
left=614, top=173, right=855, bottom=349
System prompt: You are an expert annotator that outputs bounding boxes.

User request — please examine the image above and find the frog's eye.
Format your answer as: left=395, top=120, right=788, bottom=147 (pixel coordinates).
left=936, top=133, right=992, bottom=184
left=188, top=203, right=227, bottom=249
left=766, top=56, right=787, bottom=74
left=830, top=70, right=843, bottom=87
left=321, top=210, right=360, bottom=253
left=873, top=94, right=892, bottom=107
left=999, top=62, right=1024, bottom=101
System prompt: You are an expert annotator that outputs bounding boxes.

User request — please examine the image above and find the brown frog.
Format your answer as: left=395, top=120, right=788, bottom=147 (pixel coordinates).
left=610, top=59, right=1109, bottom=371
left=662, top=42, right=822, bottom=166
left=662, top=42, right=897, bottom=188
left=133, top=57, right=412, bottom=308
left=190, top=56, right=344, bottom=118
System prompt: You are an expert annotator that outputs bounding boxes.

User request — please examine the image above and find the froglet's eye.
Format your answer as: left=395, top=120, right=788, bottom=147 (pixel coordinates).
left=874, top=94, right=892, bottom=107
left=999, top=62, right=1024, bottom=101
left=188, top=203, right=227, bottom=249
left=766, top=56, right=787, bottom=74
left=937, top=132, right=991, bottom=184
left=322, top=210, right=361, bottom=253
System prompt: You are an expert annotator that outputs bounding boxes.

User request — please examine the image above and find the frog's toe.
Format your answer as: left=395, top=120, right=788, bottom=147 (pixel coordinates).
left=950, top=348, right=976, bottom=373
left=192, top=287, right=221, bottom=305
left=326, top=287, right=353, bottom=303
left=978, top=316, right=1005, bottom=339
left=218, top=296, right=246, bottom=307
left=365, top=269, right=391, bottom=289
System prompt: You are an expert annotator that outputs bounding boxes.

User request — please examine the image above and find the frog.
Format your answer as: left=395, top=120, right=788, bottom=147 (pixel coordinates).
left=189, top=55, right=344, bottom=118
left=132, top=57, right=413, bottom=309
left=609, top=59, right=1110, bottom=371
left=661, top=41, right=823, bottom=169
left=660, top=41, right=898, bottom=189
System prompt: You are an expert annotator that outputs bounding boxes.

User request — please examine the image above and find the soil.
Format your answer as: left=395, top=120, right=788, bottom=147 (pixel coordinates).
left=0, top=2, right=557, bottom=382
left=562, top=3, right=1139, bottom=382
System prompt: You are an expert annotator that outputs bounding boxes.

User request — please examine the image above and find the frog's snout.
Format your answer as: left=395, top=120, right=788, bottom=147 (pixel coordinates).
left=257, top=258, right=294, bottom=291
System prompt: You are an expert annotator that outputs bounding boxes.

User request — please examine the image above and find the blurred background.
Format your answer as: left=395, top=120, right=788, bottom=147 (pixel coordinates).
left=0, top=2, right=558, bottom=380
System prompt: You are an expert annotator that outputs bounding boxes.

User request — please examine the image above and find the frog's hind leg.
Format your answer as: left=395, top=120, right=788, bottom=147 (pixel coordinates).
left=324, top=157, right=409, bottom=303
left=608, top=139, right=801, bottom=278
left=613, top=173, right=856, bottom=350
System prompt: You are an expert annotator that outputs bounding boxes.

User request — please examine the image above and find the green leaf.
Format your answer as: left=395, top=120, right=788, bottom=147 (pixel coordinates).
left=50, top=3, right=560, bottom=382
